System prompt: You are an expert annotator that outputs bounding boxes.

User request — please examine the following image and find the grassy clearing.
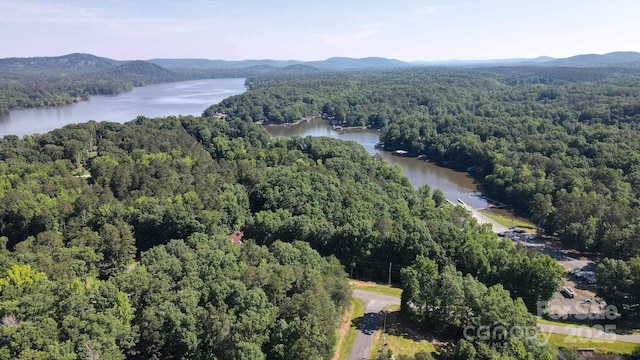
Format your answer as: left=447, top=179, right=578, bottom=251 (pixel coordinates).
left=544, top=332, right=637, bottom=355
left=537, top=317, right=592, bottom=328
left=479, top=210, right=536, bottom=231
left=349, top=280, right=402, bottom=298
left=334, top=297, right=366, bottom=360
left=370, top=307, right=437, bottom=359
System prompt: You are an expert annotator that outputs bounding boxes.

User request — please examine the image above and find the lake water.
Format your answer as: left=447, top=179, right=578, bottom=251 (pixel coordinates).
left=266, top=118, right=488, bottom=209
left=0, top=78, right=247, bottom=138
left=0, top=79, right=487, bottom=208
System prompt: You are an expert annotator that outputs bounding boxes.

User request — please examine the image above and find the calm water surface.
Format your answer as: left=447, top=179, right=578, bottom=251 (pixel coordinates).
left=266, top=118, right=488, bottom=208
left=0, top=78, right=247, bottom=138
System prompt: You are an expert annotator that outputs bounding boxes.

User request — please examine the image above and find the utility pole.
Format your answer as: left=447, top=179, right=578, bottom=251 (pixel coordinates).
left=388, top=262, right=392, bottom=286
left=379, top=311, right=388, bottom=359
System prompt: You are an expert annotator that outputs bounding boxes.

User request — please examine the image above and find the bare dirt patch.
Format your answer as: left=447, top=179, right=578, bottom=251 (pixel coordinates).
left=349, top=280, right=376, bottom=288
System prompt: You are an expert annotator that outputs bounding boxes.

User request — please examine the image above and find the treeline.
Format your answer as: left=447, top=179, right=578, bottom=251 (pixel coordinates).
left=0, top=72, right=133, bottom=113
left=0, top=115, right=563, bottom=358
left=209, top=67, right=640, bottom=257
left=402, top=256, right=556, bottom=359
left=596, top=257, right=640, bottom=318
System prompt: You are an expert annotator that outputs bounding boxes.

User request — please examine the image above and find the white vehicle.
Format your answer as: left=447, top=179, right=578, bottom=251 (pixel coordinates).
left=561, top=287, right=576, bottom=298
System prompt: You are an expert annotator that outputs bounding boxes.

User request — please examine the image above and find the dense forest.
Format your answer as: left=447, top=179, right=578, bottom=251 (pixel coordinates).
left=9, top=56, right=640, bottom=358
left=0, top=113, right=563, bottom=358
left=208, top=67, right=640, bottom=260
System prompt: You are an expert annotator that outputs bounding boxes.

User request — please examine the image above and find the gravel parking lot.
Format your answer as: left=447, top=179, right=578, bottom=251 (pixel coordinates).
left=508, top=236, right=602, bottom=318
left=477, top=208, right=603, bottom=319
left=547, top=277, right=603, bottom=319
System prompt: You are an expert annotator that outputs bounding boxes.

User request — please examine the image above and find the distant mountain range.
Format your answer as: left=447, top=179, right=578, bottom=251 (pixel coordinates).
left=1, top=52, right=640, bottom=77
left=148, top=56, right=409, bottom=71
left=149, top=58, right=303, bottom=70
left=0, top=53, right=120, bottom=74
left=541, top=51, right=640, bottom=67
left=149, top=52, right=640, bottom=70
left=412, top=52, right=640, bottom=68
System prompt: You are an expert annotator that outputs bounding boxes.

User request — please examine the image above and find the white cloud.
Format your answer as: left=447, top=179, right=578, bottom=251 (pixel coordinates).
left=310, top=24, right=382, bottom=45
left=309, top=4, right=441, bottom=47
left=353, top=25, right=382, bottom=41
left=390, top=5, right=442, bottom=24
left=0, top=1, right=110, bottom=24
left=0, top=0, right=218, bottom=34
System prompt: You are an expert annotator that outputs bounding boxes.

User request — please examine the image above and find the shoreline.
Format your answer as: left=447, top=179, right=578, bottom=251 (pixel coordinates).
left=453, top=200, right=509, bottom=234
left=257, top=115, right=376, bottom=131
left=255, top=116, right=314, bottom=127
left=259, top=116, right=531, bottom=229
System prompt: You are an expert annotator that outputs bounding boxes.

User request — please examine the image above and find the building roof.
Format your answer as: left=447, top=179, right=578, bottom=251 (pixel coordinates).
left=230, top=230, right=244, bottom=244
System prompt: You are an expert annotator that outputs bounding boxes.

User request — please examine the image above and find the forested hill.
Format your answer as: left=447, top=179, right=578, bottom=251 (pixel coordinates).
left=148, top=58, right=303, bottom=69
left=0, top=53, right=120, bottom=75
left=0, top=55, right=199, bottom=115
left=0, top=114, right=562, bottom=359
left=544, top=51, right=640, bottom=68
left=98, top=60, right=184, bottom=84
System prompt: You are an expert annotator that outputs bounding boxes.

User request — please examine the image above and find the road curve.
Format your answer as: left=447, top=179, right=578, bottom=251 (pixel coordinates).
left=349, top=289, right=401, bottom=360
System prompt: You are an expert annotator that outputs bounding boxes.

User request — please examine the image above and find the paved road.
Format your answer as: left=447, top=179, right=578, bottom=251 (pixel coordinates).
left=458, top=201, right=592, bottom=269
left=349, top=290, right=401, bottom=360
left=538, top=323, right=640, bottom=344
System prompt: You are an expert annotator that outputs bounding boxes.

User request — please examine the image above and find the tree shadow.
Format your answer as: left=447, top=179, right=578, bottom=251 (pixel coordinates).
left=384, top=310, right=440, bottom=343
left=352, top=312, right=382, bottom=335
left=361, top=309, right=457, bottom=359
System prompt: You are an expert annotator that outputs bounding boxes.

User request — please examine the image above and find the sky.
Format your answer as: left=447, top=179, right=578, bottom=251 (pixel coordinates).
left=0, top=0, right=639, bottom=61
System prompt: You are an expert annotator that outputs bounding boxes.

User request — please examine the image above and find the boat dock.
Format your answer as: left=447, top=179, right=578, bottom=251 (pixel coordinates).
left=392, top=150, right=409, bottom=156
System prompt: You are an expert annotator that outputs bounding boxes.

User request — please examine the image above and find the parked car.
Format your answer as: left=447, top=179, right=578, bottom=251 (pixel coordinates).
left=569, top=267, right=581, bottom=275
left=584, top=272, right=597, bottom=284
left=561, top=287, right=576, bottom=298
left=510, top=226, right=525, bottom=233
